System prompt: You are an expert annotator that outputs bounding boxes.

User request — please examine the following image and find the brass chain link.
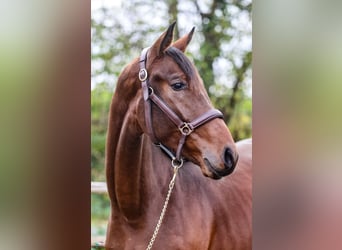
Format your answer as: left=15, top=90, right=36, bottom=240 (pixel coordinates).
left=146, top=160, right=183, bottom=250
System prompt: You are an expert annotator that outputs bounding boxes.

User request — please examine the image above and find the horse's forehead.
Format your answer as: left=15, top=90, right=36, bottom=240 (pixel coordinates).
left=154, top=56, right=182, bottom=73
left=153, top=59, right=197, bottom=86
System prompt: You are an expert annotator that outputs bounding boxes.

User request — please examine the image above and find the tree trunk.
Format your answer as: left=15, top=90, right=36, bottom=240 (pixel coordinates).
left=167, top=0, right=179, bottom=38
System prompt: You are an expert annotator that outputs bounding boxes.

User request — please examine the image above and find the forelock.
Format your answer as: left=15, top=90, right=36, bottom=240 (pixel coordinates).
left=165, top=47, right=194, bottom=79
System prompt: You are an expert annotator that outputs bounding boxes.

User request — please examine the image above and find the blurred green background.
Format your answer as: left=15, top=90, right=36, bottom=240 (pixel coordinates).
left=91, top=0, right=251, bottom=245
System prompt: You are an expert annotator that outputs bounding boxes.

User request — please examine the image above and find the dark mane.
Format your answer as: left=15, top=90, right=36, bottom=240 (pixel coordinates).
left=165, top=46, right=194, bottom=79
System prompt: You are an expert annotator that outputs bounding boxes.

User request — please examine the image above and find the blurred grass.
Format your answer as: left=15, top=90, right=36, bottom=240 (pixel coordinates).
left=91, top=193, right=110, bottom=247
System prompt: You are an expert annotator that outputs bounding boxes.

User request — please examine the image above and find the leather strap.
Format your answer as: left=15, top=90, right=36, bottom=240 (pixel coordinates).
left=139, top=47, right=157, bottom=143
left=149, top=91, right=184, bottom=128
left=189, top=109, right=223, bottom=129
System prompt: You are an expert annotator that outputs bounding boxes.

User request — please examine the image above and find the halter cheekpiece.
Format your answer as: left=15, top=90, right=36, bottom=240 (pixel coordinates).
left=139, top=47, right=224, bottom=165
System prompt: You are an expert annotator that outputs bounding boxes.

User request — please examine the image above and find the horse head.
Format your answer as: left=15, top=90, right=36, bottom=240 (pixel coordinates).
left=133, top=23, right=239, bottom=179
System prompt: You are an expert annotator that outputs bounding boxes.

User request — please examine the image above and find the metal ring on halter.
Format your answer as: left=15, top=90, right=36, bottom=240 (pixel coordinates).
left=139, top=68, right=148, bottom=81
left=148, top=86, right=154, bottom=96
left=179, top=123, right=193, bottom=136
left=171, top=158, right=184, bottom=169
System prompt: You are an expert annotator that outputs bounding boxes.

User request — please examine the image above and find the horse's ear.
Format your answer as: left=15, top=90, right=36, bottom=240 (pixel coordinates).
left=172, top=27, right=195, bottom=52
left=148, top=22, right=176, bottom=63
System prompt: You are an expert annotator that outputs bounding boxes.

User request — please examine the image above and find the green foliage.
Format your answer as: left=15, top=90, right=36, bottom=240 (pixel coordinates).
left=91, top=193, right=110, bottom=221
left=229, top=96, right=252, bottom=139
left=91, top=246, right=105, bottom=250
left=91, top=83, right=112, bottom=181
left=91, top=193, right=110, bottom=247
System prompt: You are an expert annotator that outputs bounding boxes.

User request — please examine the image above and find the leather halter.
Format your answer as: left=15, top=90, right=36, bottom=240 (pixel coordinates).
left=139, top=47, right=223, bottom=164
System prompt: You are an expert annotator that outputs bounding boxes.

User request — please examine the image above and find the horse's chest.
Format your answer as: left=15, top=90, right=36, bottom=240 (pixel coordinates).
left=110, top=212, right=212, bottom=249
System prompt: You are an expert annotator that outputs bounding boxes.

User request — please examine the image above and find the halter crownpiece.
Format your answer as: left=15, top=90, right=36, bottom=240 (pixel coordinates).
left=139, top=47, right=224, bottom=163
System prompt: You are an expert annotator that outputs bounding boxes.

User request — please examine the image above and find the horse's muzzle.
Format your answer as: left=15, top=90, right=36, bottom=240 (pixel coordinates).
left=204, top=148, right=238, bottom=179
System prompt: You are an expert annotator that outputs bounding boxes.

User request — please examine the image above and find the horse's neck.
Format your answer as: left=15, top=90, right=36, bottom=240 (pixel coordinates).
left=106, top=85, right=167, bottom=222
left=106, top=61, right=173, bottom=222
left=114, top=125, right=168, bottom=222
left=114, top=116, right=150, bottom=220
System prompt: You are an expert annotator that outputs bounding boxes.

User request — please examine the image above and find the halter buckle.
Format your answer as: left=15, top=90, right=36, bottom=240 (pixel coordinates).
left=139, top=68, right=148, bottom=81
left=179, top=123, right=193, bottom=136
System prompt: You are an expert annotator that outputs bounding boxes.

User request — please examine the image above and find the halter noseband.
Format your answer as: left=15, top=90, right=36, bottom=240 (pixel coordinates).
left=139, top=47, right=223, bottom=165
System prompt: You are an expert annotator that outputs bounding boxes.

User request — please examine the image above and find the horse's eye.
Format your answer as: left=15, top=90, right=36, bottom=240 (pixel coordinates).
left=171, top=82, right=186, bottom=91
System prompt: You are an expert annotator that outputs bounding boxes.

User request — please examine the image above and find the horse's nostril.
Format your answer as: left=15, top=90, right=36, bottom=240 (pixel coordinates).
left=224, top=147, right=237, bottom=169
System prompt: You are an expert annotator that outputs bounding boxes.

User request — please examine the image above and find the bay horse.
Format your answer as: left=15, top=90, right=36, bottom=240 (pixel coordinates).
left=105, top=22, right=252, bottom=250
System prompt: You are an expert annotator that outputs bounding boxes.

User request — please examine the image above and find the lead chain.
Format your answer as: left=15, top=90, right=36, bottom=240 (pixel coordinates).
left=146, top=162, right=183, bottom=250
